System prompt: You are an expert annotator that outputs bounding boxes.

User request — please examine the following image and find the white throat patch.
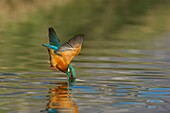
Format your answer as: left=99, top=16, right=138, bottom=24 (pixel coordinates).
left=68, top=68, right=70, bottom=72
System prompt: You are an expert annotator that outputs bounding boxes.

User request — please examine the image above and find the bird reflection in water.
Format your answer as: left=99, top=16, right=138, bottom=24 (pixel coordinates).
left=44, top=78, right=78, bottom=113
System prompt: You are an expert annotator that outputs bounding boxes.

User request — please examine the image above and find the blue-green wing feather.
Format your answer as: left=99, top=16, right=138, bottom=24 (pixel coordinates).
left=49, top=27, right=61, bottom=47
left=42, top=44, right=58, bottom=51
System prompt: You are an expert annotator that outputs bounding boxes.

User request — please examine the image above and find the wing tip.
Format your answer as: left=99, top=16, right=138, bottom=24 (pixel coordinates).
left=74, top=34, right=85, bottom=43
left=48, top=27, right=55, bottom=33
left=74, top=34, right=85, bottom=38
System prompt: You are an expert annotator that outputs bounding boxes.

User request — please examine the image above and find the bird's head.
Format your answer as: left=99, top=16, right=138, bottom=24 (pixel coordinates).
left=66, top=65, right=76, bottom=79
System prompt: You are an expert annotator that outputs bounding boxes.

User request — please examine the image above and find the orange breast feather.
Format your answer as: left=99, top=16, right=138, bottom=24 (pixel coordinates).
left=48, top=49, right=68, bottom=72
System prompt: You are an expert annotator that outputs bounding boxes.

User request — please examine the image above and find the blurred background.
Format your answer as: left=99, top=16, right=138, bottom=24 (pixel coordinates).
left=0, top=0, right=170, bottom=113
left=0, top=0, right=170, bottom=72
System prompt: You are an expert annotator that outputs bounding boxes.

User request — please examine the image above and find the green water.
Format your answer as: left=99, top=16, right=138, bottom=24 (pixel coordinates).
left=1, top=37, right=170, bottom=113
left=0, top=0, right=170, bottom=113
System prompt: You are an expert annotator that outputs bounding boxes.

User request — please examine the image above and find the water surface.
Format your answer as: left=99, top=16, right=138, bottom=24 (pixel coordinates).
left=0, top=37, right=170, bottom=113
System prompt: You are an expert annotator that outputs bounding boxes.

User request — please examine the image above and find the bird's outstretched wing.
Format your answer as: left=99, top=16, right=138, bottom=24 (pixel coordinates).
left=56, top=34, right=84, bottom=66
left=48, top=27, right=61, bottom=47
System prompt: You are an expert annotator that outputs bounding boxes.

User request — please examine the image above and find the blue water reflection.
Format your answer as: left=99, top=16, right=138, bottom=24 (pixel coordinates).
left=112, top=102, right=146, bottom=106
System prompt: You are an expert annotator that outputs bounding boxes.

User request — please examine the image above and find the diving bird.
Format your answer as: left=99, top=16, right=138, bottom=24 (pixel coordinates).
left=42, top=27, right=84, bottom=79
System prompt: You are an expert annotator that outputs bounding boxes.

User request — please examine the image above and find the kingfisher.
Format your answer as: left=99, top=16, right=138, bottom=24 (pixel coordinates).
left=42, top=27, right=84, bottom=79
